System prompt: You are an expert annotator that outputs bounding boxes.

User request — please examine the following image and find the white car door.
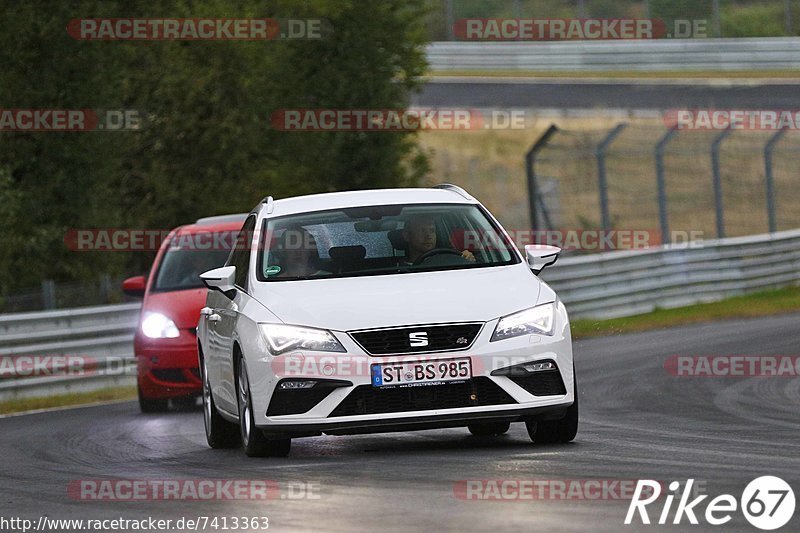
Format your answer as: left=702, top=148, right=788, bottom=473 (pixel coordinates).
left=210, top=214, right=257, bottom=414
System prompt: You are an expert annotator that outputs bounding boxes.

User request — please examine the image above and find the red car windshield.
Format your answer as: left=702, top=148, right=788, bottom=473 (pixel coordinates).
left=152, top=234, right=235, bottom=291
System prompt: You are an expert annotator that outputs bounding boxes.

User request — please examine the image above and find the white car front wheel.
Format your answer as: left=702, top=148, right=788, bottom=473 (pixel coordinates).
left=526, top=370, right=579, bottom=444
left=237, top=356, right=291, bottom=457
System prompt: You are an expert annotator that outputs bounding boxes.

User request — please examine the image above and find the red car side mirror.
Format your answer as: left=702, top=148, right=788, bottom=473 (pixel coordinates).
left=122, top=275, right=147, bottom=298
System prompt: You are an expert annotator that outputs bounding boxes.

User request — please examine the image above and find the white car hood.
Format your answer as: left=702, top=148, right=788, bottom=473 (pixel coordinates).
left=252, top=265, right=542, bottom=331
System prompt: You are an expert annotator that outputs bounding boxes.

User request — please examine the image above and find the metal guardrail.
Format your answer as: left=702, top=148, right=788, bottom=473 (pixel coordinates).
left=1, top=228, right=799, bottom=402
left=0, top=303, right=140, bottom=402
left=541, top=228, right=800, bottom=319
left=426, top=38, right=800, bottom=71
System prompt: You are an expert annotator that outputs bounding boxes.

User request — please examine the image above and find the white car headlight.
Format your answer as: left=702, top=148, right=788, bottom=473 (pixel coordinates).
left=141, top=313, right=180, bottom=339
left=491, top=302, right=556, bottom=341
left=260, top=324, right=345, bottom=356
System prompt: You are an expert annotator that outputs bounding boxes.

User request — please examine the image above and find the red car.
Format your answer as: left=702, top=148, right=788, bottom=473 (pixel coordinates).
left=122, top=214, right=246, bottom=412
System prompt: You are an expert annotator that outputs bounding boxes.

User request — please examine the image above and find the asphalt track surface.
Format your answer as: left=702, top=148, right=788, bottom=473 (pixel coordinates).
left=1, top=313, right=798, bottom=532
left=415, top=79, right=800, bottom=110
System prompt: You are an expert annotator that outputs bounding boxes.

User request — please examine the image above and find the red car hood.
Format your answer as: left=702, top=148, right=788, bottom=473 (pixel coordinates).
left=142, top=288, right=208, bottom=329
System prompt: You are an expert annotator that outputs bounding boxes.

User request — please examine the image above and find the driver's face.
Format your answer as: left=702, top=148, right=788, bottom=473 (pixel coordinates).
left=406, top=221, right=436, bottom=253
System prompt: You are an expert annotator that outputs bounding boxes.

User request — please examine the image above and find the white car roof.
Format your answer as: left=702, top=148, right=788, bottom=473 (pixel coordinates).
left=194, top=213, right=248, bottom=225
left=263, top=187, right=477, bottom=218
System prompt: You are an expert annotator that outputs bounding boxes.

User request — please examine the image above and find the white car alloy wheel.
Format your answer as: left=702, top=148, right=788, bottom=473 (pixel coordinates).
left=238, top=356, right=291, bottom=457
left=203, top=358, right=212, bottom=432
left=238, top=362, right=252, bottom=446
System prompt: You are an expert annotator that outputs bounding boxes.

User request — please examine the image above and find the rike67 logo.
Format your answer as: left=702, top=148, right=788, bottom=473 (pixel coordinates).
left=626, top=477, right=795, bottom=530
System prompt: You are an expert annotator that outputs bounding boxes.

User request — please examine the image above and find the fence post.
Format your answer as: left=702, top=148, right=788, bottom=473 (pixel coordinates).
left=764, top=128, right=787, bottom=233
left=525, top=124, right=559, bottom=231
left=655, top=128, right=679, bottom=245
left=99, top=273, right=113, bottom=303
left=711, top=129, right=732, bottom=239
left=445, top=0, right=454, bottom=40
left=41, top=280, right=56, bottom=310
left=595, top=123, right=627, bottom=231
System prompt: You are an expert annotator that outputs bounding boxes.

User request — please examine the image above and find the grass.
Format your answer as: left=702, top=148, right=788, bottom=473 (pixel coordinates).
left=417, top=116, right=800, bottom=236
left=570, top=286, right=800, bottom=340
left=0, top=386, right=137, bottom=416
left=428, top=70, right=800, bottom=79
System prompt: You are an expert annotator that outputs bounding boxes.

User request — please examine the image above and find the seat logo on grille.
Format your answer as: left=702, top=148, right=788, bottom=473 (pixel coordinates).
left=408, top=331, right=429, bottom=347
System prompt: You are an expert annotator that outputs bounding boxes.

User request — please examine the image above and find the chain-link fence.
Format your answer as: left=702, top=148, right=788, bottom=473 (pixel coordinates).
left=0, top=275, right=133, bottom=314
left=527, top=122, right=800, bottom=244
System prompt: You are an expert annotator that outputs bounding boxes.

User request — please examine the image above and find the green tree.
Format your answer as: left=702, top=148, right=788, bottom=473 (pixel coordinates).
left=265, top=0, right=430, bottom=194
left=0, top=0, right=431, bottom=295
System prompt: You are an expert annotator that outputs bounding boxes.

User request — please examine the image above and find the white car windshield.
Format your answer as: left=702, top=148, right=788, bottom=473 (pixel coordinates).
left=258, top=203, right=519, bottom=281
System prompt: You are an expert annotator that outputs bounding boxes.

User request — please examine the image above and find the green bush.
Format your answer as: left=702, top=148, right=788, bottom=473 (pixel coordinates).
left=721, top=3, right=788, bottom=37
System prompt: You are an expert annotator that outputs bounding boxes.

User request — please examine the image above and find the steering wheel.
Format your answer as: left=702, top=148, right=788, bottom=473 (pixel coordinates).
left=412, top=248, right=463, bottom=266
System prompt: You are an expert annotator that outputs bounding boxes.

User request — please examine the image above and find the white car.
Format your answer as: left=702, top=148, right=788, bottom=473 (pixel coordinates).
left=197, top=185, right=577, bottom=457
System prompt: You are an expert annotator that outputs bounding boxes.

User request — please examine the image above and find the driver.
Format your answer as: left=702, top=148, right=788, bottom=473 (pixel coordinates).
left=402, top=215, right=475, bottom=264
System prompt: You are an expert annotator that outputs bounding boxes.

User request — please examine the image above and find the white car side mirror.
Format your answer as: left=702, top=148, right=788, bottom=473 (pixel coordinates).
left=524, top=245, right=561, bottom=275
left=200, top=266, right=236, bottom=294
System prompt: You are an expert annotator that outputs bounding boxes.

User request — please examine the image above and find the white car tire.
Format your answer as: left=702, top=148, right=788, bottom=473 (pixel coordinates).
left=237, top=355, right=291, bottom=458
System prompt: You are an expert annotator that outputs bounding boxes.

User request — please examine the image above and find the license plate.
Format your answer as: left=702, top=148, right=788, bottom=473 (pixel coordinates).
left=371, top=358, right=472, bottom=388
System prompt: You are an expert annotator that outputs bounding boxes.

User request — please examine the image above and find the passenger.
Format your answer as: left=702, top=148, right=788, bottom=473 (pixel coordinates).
left=271, top=227, right=326, bottom=278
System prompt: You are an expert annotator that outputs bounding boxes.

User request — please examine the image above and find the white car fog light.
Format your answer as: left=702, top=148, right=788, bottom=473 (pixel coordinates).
left=279, top=380, right=317, bottom=390
left=522, top=361, right=556, bottom=372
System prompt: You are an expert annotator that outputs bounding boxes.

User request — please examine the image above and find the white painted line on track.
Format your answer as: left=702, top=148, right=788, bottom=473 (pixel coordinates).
left=0, top=398, right=135, bottom=419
